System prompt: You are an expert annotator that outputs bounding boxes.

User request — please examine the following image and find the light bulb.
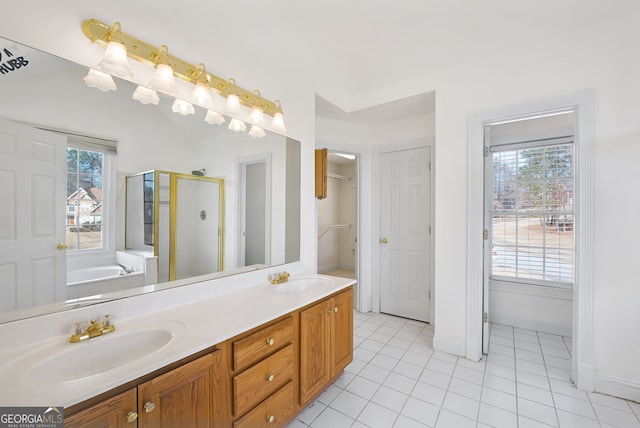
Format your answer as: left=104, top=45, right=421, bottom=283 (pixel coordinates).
left=150, top=63, right=175, bottom=94
left=98, top=41, right=133, bottom=79
left=228, top=118, right=246, bottom=132
left=249, top=126, right=266, bottom=138
left=271, top=112, right=286, bottom=133
left=83, top=69, right=117, bottom=92
left=250, top=107, right=264, bottom=125
left=171, top=98, right=195, bottom=115
left=225, top=94, right=240, bottom=112
left=190, top=82, right=213, bottom=108
left=204, top=110, right=225, bottom=125
left=132, top=86, right=160, bottom=105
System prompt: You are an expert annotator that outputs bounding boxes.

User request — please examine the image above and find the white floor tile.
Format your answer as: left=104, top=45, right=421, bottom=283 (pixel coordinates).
left=556, top=409, right=601, bottom=428
left=453, top=365, right=485, bottom=385
left=517, top=382, right=555, bottom=407
left=370, top=353, right=400, bottom=371
left=310, top=407, right=354, bottom=428
left=425, top=358, right=455, bottom=376
left=298, top=313, right=640, bottom=428
left=371, top=385, right=409, bottom=413
left=478, top=403, right=518, bottom=428
left=518, top=397, right=559, bottom=427
left=329, top=390, right=368, bottom=419
left=384, top=372, right=417, bottom=394
left=435, top=409, right=476, bottom=428
left=358, top=363, right=391, bottom=384
left=357, top=402, right=398, bottom=428
left=401, top=397, right=439, bottom=427
left=411, top=381, right=446, bottom=407
left=419, top=369, right=452, bottom=390
left=345, top=376, right=380, bottom=400
left=552, top=392, right=596, bottom=420
left=393, top=415, right=429, bottom=428
left=592, top=403, right=640, bottom=427
left=481, top=386, right=517, bottom=413
left=442, top=391, right=480, bottom=420
left=448, top=377, right=482, bottom=401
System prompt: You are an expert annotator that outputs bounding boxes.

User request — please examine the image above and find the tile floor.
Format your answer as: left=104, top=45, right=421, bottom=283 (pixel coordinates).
left=287, top=311, right=640, bottom=428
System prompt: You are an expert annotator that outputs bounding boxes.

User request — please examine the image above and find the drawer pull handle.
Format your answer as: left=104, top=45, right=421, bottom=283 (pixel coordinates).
left=144, top=401, right=156, bottom=413
left=266, top=373, right=275, bottom=382
left=266, top=338, right=275, bottom=346
left=125, top=411, right=138, bottom=423
left=334, top=306, right=339, bottom=313
left=267, top=415, right=275, bottom=423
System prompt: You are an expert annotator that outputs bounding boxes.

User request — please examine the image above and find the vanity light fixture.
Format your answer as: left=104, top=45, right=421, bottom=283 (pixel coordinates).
left=204, top=110, right=225, bottom=125
left=149, top=45, right=175, bottom=94
left=249, top=125, right=266, bottom=138
left=132, top=85, right=160, bottom=105
left=172, top=98, right=195, bottom=115
left=83, top=68, right=117, bottom=92
left=96, top=22, right=133, bottom=79
left=228, top=118, right=247, bottom=132
left=82, top=19, right=287, bottom=133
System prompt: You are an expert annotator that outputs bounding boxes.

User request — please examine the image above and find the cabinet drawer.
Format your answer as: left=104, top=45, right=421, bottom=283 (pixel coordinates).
left=233, top=344, right=294, bottom=416
left=233, top=381, right=296, bottom=428
left=233, top=316, right=293, bottom=370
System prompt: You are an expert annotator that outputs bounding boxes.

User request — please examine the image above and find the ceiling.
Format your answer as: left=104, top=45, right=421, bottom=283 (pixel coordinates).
left=4, top=1, right=639, bottom=123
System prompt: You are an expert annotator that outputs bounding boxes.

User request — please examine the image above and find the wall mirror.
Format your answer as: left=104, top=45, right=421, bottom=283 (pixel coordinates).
left=0, top=36, right=301, bottom=322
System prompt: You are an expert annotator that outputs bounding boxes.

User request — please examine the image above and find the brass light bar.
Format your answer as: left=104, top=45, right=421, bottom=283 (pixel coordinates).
left=81, top=19, right=283, bottom=116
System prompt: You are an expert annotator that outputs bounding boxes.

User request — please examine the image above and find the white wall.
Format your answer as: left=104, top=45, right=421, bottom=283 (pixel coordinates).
left=4, top=3, right=640, bottom=401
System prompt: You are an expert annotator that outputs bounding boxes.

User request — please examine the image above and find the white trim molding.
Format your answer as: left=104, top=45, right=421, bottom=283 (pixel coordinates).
left=595, top=374, right=640, bottom=403
left=467, top=90, right=596, bottom=391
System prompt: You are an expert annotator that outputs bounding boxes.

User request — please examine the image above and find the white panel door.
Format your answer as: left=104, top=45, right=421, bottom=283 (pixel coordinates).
left=0, top=118, right=67, bottom=311
left=380, top=147, right=431, bottom=322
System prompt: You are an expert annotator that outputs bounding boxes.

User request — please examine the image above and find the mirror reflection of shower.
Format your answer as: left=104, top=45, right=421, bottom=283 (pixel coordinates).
left=125, top=170, right=224, bottom=282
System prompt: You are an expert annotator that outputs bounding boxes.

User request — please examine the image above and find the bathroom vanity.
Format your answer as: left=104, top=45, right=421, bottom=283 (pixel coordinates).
left=0, top=274, right=354, bottom=427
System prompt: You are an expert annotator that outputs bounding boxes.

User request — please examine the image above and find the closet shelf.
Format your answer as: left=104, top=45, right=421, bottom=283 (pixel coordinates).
left=328, top=172, right=350, bottom=181
left=318, top=224, right=351, bottom=239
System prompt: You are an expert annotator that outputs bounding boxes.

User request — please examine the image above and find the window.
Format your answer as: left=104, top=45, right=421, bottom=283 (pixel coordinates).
left=490, top=138, right=574, bottom=286
left=66, top=141, right=114, bottom=251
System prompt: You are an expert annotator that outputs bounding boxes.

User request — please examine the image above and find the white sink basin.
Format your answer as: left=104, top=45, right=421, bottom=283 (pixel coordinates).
left=26, top=327, right=182, bottom=384
left=273, top=276, right=332, bottom=294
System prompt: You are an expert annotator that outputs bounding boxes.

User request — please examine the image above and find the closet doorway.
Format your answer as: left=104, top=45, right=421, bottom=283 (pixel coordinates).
left=317, top=151, right=359, bottom=284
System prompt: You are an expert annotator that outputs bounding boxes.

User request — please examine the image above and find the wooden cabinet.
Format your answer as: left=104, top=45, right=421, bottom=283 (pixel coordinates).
left=65, top=388, right=138, bottom=428
left=299, top=287, right=353, bottom=405
left=138, top=353, right=216, bottom=428
left=65, top=351, right=224, bottom=428
left=230, top=316, right=297, bottom=427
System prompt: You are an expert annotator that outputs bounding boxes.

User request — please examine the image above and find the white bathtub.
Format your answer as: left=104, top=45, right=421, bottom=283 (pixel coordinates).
left=66, top=265, right=146, bottom=299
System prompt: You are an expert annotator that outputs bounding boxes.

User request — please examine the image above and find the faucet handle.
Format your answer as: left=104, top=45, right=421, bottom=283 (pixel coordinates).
left=104, top=314, right=113, bottom=327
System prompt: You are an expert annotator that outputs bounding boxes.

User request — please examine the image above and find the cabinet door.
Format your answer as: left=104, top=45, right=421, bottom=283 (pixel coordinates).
left=330, top=288, right=354, bottom=377
left=138, top=352, right=215, bottom=428
left=299, top=298, right=331, bottom=405
left=65, top=388, right=138, bottom=428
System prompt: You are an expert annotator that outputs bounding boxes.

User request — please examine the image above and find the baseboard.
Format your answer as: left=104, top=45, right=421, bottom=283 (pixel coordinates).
left=433, top=334, right=466, bottom=358
left=595, top=373, right=640, bottom=403
left=318, top=264, right=339, bottom=274
left=490, top=314, right=572, bottom=337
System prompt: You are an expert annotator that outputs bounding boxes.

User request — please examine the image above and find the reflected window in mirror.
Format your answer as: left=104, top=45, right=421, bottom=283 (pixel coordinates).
left=65, top=140, right=116, bottom=252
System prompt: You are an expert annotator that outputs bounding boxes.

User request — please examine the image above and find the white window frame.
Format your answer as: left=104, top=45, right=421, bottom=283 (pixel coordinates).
left=487, top=135, right=575, bottom=289
left=66, top=137, right=117, bottom=264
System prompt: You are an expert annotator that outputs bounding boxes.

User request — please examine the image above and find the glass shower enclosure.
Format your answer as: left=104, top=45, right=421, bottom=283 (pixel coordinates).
left=125, top=170, right=224, bottom=283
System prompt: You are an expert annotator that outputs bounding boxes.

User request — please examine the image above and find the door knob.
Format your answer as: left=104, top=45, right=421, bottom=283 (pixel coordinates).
left=144, top=402, right=156, bottom=413
left=125, top=411, right=138, bottom=423
left=380, top=237, right=388, bottom=244
left=56, top=243, right=68, bottom=250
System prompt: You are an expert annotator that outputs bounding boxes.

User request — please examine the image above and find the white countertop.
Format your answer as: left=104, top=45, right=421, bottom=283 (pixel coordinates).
left=0, top=274, right=355, bottom=408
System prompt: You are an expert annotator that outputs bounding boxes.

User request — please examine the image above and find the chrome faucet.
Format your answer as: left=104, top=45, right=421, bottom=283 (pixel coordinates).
left=269, top=271, right=290, bottom=284
left=69, top=315, right=115, bottom=343
left=117, top=263, right=134, bottom=274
